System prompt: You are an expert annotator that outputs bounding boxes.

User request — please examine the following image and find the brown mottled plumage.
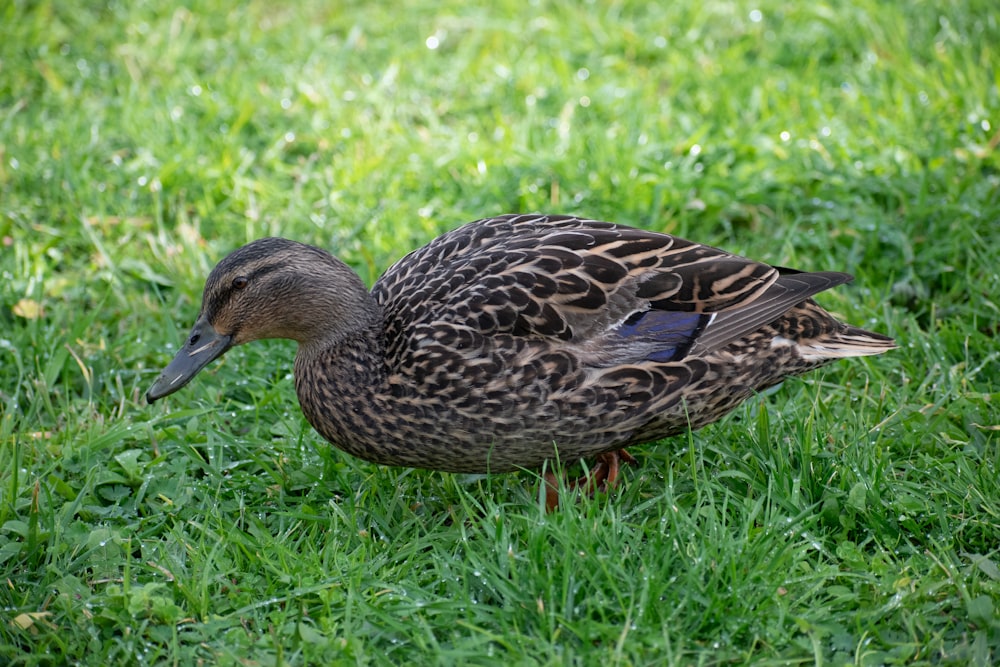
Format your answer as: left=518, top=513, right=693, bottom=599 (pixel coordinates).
left=147, top=214, right=895, bottom=483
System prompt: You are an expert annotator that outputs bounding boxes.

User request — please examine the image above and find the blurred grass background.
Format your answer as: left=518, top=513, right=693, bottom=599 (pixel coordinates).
left=1, top=0, right=998, bottom=664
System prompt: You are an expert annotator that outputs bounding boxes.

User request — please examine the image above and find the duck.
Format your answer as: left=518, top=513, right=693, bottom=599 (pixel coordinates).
left=147, top=213, right=895, bottom=507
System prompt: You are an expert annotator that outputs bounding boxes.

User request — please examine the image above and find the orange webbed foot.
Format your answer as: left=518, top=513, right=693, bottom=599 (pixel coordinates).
left=543, top=449, right=637, bottom=511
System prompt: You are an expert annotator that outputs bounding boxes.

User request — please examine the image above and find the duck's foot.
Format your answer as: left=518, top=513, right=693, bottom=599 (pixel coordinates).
left=544, top=449, right=638, bottom=511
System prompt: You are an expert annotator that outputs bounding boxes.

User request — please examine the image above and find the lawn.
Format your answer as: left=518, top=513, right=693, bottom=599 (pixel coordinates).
left=1, top=0, right=998, bottom=664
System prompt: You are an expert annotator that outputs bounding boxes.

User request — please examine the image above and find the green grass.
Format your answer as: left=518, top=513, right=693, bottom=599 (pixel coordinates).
left=2, top=0, right=998, bottom=664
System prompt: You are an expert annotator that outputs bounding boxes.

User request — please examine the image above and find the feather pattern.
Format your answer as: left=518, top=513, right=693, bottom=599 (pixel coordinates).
left=147, top=213, right=896, bottom=475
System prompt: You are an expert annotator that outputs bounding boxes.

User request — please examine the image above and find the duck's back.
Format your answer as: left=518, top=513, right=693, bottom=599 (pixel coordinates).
left=374, top=213, right=768, bottom=359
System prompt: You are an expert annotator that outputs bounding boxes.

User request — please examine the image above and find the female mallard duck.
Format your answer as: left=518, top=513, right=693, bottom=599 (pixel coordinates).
left=148, top=214, right=895, bottom=505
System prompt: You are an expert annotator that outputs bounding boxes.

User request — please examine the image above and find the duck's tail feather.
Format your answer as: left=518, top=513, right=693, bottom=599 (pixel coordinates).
left=795, top=325, right=897, bottom=361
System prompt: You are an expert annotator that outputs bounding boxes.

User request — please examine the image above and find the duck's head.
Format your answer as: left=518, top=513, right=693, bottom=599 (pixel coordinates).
left=146, top=237, right=371, bottom=402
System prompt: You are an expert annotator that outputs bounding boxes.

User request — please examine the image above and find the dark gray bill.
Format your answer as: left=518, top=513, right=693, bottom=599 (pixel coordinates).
left=146, top=315, right=233, bottom=402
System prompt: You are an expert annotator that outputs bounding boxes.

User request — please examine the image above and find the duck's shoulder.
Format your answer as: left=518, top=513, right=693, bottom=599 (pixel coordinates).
left=376, top=213, right=633, bottom=286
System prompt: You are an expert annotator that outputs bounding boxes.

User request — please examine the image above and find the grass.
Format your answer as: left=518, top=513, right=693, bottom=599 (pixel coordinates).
left=1, top=0, right=998, bottom=664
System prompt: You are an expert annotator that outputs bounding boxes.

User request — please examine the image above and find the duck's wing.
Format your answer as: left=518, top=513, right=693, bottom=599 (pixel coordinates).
left=374, top=214, right=849, bottom=363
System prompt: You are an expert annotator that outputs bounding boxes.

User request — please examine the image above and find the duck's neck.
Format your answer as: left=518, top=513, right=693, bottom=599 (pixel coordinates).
left=292, top=318, right=395, bottom=462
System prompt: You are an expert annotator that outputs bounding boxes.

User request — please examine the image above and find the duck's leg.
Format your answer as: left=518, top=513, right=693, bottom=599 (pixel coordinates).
left=587, top=448, right=639, bottom=490
left=543, top=449, right=638, bottom=511
left=543, top=472, right=561, bottom=512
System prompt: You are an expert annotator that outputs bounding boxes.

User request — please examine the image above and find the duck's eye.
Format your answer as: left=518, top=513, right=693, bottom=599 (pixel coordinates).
left=232, top=276, right=249, bottom=289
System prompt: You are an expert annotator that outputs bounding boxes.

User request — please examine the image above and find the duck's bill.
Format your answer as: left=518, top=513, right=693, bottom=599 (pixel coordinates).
left=146, top=316, right=233, bottom=402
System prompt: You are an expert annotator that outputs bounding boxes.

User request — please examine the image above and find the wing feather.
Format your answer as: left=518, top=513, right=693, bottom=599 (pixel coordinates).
left=373, top=214, right=850, bottom=365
